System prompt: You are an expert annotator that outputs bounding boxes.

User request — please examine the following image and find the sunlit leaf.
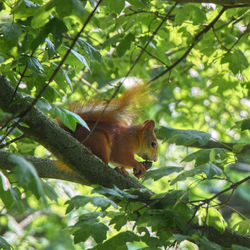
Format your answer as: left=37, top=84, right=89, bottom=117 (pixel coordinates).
left=232, top=219, right=250, bottom=235
left=59, top=108, right=90, bottom=132
left=117, top=33, right=135, bottom=57
left=8, top=155, right=45, bottom=201
left=144, top=166, right=184, bottom=181
left=157, top=127, right=211, bottom=146
left=1, top=23, right=22, bottom=41
left=12, top=0, right=40, bottom=19
left=26, top=56, right=44, bottom=74
left=92, top=186, right=138, bottom=199
left=73, top=213, right=109, bottom=244
left=69, top=48, right=90, bottom=69
left=94, top=231, right=139, bottom=250
left=106, top=0, right=125, bottom=14
left=65, top=195, right=117, bottom=214
left=45, top=38, right=57, bottom=58
left=78, top=38, right=102, bottom=61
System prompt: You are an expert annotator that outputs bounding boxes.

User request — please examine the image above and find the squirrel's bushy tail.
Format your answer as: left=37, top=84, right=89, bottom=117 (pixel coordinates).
left=74, top=85, right=147, bottom=126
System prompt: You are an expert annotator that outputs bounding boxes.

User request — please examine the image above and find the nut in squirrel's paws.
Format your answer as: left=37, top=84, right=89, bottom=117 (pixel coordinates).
left=133, top=164, right=147, bottom=179
left=133, top=161, right=152, bottom=178
left=141, top=161, right=153, bottom=170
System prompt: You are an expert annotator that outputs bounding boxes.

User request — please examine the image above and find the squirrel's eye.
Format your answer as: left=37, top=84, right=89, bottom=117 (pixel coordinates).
left=151, top=142, right=156, bottom=148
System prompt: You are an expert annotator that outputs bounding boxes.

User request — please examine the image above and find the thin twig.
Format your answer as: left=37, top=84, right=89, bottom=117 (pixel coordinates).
left=190, top=176, right=250, bottom=204
left=11, top=51, right=34, bottom=102
left=212, top=26, right=229, bottom=51
left=146, top=6, right=228, bottom=85
left=0, top=134, right=25, bottom=149
left=136, top=45, right=169, bottom=67
left=187, top=176, right=250, bottom=224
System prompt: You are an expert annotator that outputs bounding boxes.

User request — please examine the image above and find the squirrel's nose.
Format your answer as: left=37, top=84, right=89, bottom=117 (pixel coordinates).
left=153, top=154, right=158, bottom=162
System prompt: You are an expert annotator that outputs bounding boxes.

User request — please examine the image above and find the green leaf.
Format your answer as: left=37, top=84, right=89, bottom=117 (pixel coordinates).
left=157, top=127, right=211, bottom=146
left=25, top=56, right=44, bottom=74
left=94, top=231, right=139, bottom=250
left=241, top=118, right=250, bottom=131
left=78, top=38, right=102, bottom=62
left=1, top=22, right=22, bottom=41
left=232, top=143, right=246, bottom=153
left=51, top=64, right=73, bottom=92
left=0, top=171, right=14, bottom=209
left=106, top=0, right=125, bottom=14
left=65, top=195, right=117, bottom=213
left=12, top=0, right=40, bottom=19
left=45, top=38, right=57, bottom=58
left=61, top=70, right=73, bottom=91
left=8, top=155, right=45, bottom=200
left=126, top=0, right=148, bottom=8
left=73, top=214, right=109, bottom=244
left=59, top=108, right=90, bottom=131
left=171, top=163, right=222, bottom=185
left=110, top=215, right=127, bottom=230
left=207, top=207, right=226, bottom=233
left=117, top=33, right=135, bottom=57
left=31, top=18, right=67, bottom=51
left=43, top=182, right=58, bottom=201
left=144, top=166, right=184, bottom=181
left=189, top=5, right=206, bottom=25
left=175, top=4, right=206, bottom=26
left=200, top=163, right=223, bottom=178
left=0, top=236, right=12, bottom=250
left=54, top=0, right=86, bottom=21
left=232, top=219, right=250, bottom=235
left=31, top=2, right=54, bottom=28
left=49, top=18, right=68, bottom=48
left=221, top=50, right=249, bottom=74
left=58, top=108, right=77, bottom=131
left=69, top=48, right=90, bottom=69
left=92, top=186, right=138, bottom=199
left=35, top=98, right=52, bottom=114
left=182, top=148, right=226, bottom=166
left=153, top=190, right=188, bottom=207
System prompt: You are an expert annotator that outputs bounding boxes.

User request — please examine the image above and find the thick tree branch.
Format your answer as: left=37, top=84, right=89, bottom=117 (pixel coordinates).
left=0, top=151, right=86, bottom=184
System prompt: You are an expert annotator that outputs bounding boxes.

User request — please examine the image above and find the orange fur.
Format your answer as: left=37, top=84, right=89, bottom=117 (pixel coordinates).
left=58, top=86, right=158, bottom=179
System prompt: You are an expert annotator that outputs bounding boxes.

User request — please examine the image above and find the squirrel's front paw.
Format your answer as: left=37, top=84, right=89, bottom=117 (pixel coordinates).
left=115, top=167, right=129, bottom=176
left=133, top=164, right=146, bottom=179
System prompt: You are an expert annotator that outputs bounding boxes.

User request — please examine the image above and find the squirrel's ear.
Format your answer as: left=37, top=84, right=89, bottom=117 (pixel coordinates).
left=143, top=120, right=155, bottom=130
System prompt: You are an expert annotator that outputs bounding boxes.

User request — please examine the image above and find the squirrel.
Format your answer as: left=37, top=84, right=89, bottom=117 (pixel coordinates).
left=58, top=85, right=158, bottom=179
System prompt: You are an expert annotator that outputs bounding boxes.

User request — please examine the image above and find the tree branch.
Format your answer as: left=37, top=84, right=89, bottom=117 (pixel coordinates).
left=147, top=6, right=227, bottom=84
left=0, top=151, right=86, bottom=184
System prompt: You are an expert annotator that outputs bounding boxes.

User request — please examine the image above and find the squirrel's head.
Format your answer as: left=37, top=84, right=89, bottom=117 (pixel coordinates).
left=137, top=120, right=158, bottom=162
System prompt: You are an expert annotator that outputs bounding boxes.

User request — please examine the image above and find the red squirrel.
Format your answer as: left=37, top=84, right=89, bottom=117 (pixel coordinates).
left=59, top=86, right=158, bottom=178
